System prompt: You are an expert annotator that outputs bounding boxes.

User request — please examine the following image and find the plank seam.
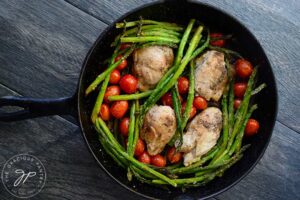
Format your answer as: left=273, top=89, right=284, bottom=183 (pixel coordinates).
left=63, top=0, right=110, bottom=25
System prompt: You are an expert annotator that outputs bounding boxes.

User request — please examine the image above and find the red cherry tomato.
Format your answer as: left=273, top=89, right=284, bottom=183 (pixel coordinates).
left=119, top=74, right=138, bottom=94
left=182, top=102, right=197, bottom=119
left=151, top=154, right=166, bottom=167
left=177, top=77, right=189, bottom=94
left=134, top=138, right=145, bottom=156
left=114, top=55, right=128, bottom=70
left=161, top=92, right=182, bottom=107
left=99, top=104, right=110, bottom=121
left=138, top=151, right=151, bottom=164
left=234, top=83, right=247, bottom=98
left=234, top=99, right=242, bottom=110
left=161, top=92, right=173, bottom=107
left=104, top=85, right=121, bottom=103
left=235, top=59, right=253, bottom=78
left=167, top=147, right=183, bottom=164
left=193, top=96, right=208, bottom=110
left=210, top=33, right=225, bottom=47
left=245, top=119, right=260, bottom=136
left=110, top=100, right=128, bottom=119
left=119, top=117, right=129, bottom=136
left=109, top=69, right=121, bottom=84
left=120, top=43, right=131, bottom=50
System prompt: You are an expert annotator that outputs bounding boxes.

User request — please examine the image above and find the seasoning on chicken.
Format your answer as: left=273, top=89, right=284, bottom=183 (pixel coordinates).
left=140, top=105, right=177, bottom=156
left=194, top=50, right=227, bottom=101
left=180, top=107, right=222, bottom=166
left=133, top=46, right=174, bottom=91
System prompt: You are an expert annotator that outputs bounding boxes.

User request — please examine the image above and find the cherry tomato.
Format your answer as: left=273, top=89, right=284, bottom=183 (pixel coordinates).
left=119, top=74, right=138, bottom=94
left=161, top=92, right=182, bottom=107
left=235, top=59, right=253, bottom=78
left=161, top=92, right=173, bottom=107
left=182, top=102, right=197, bottom=119
left=210, top=33, right=225, bottom=47
left=119, top=117, right=129, bottom=136
left=151, top=154, right=166, bottom=167
left=167, top=147, right=183, bottom=164
left=234, top=99, right=242, bottom=110
left=177, top=77, right=189, bottom=94
left=193, top=96, right=208, bottom=110
left=110, top=100, right=128, bottom=119
left=109, top=69, right=121, bottom=84
left=234, top=83, right=247, bottom=98
left=138, top=151, right=151, bottom=164
left=114, top=55, right=128, bottom=70
left=99, top=104, right=110, bottom=121
left=134, top=138, right=145, bottom=156
left=245, top=119, right=260, bottom=136
left=120, top=43, right=131, bottom=50
left=104, top=85, right=121, bottom=103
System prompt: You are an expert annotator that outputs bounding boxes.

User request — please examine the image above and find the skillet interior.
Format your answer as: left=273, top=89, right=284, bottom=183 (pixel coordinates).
left=78, top=1, right=277, bottom=199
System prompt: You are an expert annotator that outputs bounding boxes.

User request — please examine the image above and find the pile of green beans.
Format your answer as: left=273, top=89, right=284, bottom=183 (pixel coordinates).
left=85, top=18, right=265, bottom=188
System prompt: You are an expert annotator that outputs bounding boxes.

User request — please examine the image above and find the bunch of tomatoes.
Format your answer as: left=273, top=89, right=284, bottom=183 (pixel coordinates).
left=210, top=33, right=260, bottom=136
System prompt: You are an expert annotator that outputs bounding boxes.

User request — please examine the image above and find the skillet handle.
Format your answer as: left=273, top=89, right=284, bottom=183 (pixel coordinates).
left=0, top=95, right=77, bottom=122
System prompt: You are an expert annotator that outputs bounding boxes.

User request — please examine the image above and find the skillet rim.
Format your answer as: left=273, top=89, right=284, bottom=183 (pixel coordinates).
left=77, top=1, right=278, bottom=199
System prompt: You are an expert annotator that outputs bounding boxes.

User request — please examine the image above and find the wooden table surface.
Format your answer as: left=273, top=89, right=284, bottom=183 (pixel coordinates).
left=0, top=0, right=299, bottom=199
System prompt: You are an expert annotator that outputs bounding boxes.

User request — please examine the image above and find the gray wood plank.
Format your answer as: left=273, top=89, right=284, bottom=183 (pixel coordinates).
left=65, top=0, right=153, bottom=24
left=216, top=122, right=300, bottom=200
left=65, top=0, right=300, bottom=133
left=0, top=84, right=140, bottom=200
left=0, top=0, right=106, bottom=98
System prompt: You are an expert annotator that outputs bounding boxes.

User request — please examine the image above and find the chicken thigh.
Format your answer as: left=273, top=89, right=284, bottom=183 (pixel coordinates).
left=194, top=50, right=227, bottom=101
left=141, top=105, right=177, bottom=155
left=133, top=45, right=174, bottom=91
left=180, top=107, right=222, bottom=166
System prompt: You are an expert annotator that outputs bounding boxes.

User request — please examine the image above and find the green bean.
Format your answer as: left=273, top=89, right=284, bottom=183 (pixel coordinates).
left=188, top=33, right=210, bottom=61
left=120, top=36, right=180, bottom=43
left=116, top=20, right=180, bottom=28
left=139, top=41, right=178, bottom=49
left=171, top=86, right=183, bottom=148
left=251, top=83, right=266, bottom=95
left=228, top=80, right=235, bottom=133
left=127, top=102, right=136, bottom=157
left=140, top=31, right=181, bottom=39
left=209, top=45, right=243, bottom=58
left=174, top=19, right=195, bottom=65
left=95, top=117, right=177, bottom=187
left=91, top=75, right=110, bottom=123
left=210, top=90, right=229, bottom=164
left=229, top=104, right=257, bottom=154
left=170, top=146, right=219, bottom=174
left=181, top=60, right=195, bottom=129
left=227, top=68, right=257, bottom=156
left=132, top=100, right=140, bottom=157
left=108, top=91, right=152, bottom=101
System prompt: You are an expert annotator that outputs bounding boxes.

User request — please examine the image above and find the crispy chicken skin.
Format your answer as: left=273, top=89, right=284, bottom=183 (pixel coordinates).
left=133, top=45, right=174, bottom=91
left=181, top=107, right=222, bottom=166
left=140, top=105, right=177, bottom=155
left=194, top=50, right=227, bottom=101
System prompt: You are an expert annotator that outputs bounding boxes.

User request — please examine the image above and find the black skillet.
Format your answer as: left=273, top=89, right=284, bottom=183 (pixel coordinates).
left=0, top=0, right=277, bottom=199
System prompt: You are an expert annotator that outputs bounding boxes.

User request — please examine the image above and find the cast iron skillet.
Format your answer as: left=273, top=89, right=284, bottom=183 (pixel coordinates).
left=0, top=0, right=277, bottom=199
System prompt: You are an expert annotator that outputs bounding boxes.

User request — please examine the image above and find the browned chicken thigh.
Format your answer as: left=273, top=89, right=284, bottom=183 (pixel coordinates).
left=133, top=46, right=174, bottom=91
left=180, top=107, right=222, bottom=166
left=194, top=50, right=227, bottom=101
left=140, top=105, right=177, bottom=155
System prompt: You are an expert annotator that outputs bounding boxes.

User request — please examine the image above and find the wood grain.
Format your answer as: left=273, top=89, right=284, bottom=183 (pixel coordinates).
left=0, top=0, right=106, bottom=98
left=0, top=0, right=299, bottom=200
